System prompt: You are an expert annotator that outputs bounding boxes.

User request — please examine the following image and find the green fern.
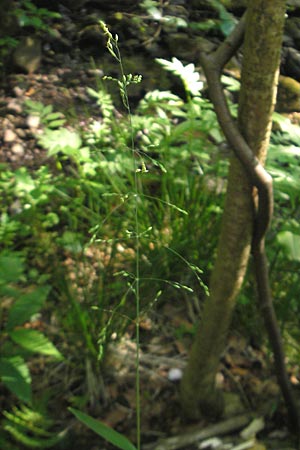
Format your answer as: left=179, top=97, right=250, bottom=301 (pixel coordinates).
left=0, top=252, right=63, bottom=404
left=156, top=57, right=203, bottom=97
left=3, top=404, right=65, bottom=448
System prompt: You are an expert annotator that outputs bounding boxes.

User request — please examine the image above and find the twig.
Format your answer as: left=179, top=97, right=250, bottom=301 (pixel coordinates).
left=142, top=414, right=252, bottom=450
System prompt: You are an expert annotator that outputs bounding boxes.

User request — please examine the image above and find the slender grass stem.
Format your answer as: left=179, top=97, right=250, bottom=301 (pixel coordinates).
left=103, top=23, right=142, bottom=449
left=128, top=88, right=141, bottom=450
left=123, top=97, right=142, bottom=449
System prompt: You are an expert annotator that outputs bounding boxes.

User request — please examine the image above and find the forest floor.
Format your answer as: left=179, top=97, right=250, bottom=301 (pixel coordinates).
left=1, top=2, right=300, bottom=450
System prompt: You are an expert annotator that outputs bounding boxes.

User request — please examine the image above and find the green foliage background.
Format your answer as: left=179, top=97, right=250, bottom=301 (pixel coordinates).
left=1, top=1, right=300, bottom=448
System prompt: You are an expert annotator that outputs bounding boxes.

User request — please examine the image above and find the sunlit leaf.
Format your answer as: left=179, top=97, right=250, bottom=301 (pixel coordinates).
left=0, top=357, right=32, bottom=404
left=9, top=329, right=63, bottom=360
left=277, top=231, right=300, bottom=262
left=15, top=169, right=35, bottom=193
left=39, top=129, right=82, bottom=155
left=156, top=57, right=203, bottom=96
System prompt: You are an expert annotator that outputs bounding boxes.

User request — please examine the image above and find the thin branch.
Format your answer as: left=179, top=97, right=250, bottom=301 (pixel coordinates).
left=143, top=414, right=253, bottom=450
left=199, top=51, right=273, bottom=245
left=253, top=242, right=300, bottom=431
left=214, top=12, right=247, bottom=70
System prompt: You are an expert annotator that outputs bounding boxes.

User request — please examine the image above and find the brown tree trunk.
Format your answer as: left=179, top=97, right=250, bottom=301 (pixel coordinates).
left=181, top=0, right=286, bottom=419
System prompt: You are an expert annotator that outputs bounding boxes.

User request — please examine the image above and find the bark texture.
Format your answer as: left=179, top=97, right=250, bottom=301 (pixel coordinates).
left=181, top=0, right=286, bottom=419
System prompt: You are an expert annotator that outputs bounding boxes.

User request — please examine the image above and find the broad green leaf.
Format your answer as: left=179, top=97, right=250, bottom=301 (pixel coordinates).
left=7, top=285, right=50, bottom=330
left=69, top=408, right=137, bottom=450
left=0, top=356, right=32, bottom=404
left=42, top=104, right=53, bottom=115
left=39, top=129, right=82, bottom=155
left=148, top=6, right=162, bottom=20
left=277, top=231, right=300, bottom=262
left=9, top=329, right=63, bottom=360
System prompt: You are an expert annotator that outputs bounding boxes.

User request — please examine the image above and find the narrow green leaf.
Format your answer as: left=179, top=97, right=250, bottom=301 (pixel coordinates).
left=47, top=119, right=66, bottom=129
left=44, top=112, right=64, bottom=120
left=69, top=408, right=137, bottom=450
left=4, top=424, right=62, bottom=449
left=42, top=104, right=53, bottom=115
left=9, top=329, right=63, bottom=360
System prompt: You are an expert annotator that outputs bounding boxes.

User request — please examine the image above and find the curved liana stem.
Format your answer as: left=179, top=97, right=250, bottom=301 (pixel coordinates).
left=198, top=12, right=300, bottom=432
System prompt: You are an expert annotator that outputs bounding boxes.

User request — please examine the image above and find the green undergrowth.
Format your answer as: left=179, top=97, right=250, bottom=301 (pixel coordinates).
left=0, top=32, right=226, bottom=447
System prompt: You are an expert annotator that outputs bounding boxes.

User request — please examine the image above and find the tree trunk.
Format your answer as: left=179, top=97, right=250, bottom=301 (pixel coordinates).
left=181, top=0, right=286, bottom=419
